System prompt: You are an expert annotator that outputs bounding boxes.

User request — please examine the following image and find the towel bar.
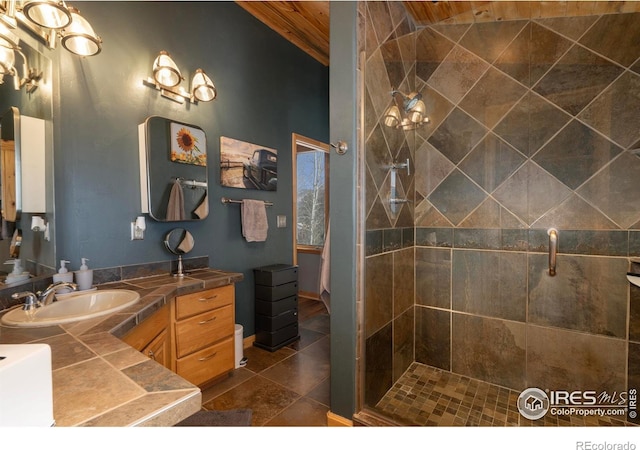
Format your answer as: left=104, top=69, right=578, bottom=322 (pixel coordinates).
left=221, top=197, right=273, bottom=206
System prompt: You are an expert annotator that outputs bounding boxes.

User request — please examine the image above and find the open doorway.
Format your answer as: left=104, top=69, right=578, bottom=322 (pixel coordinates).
left=291, top=133, right=330, bottom=316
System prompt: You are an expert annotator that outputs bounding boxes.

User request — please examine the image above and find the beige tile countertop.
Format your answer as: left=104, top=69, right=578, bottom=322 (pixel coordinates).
left=0, top=268, right=244, bottom=427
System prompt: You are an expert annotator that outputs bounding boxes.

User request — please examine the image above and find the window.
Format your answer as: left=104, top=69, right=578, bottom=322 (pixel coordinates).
left=296, top=146, right=328, bottom=248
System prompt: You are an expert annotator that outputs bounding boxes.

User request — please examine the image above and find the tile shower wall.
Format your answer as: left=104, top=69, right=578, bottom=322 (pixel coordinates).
left=363, top=1, right=640, bottom=421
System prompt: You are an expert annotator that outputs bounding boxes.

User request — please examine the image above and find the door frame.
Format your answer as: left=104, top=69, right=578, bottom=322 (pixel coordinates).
left=291, top=133, right=330, bottom=266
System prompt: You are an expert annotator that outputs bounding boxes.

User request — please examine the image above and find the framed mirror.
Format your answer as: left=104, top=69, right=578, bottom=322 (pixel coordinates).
left=139, top=116, right=209, bottom=222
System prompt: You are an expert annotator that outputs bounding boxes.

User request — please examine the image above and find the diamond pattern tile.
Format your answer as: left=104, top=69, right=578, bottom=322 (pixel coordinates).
left=494, top=91, right=571, bottom=157
left=495, top=22, right=573, bottom=88
left=458, top=20, right=527, bottom=64
left=381, top=38, right=408, bottom=91
left=415, top=141, right=454, bottom=198
left=427, top=169, right=487, bottom=226
left=493, top=162, right=572, bottom=226
left=415, top=27, right=455, bottom=83
left=533, top=45, right=624, bottom=116
left=428, top=45, right=490, bottom=104
left=578, top=71, right=640, bottom=149
left=577, top=152, right=640, bottom=229
left=415, top=86, right=455, bottom=141
left=366, top=124, right=393, bottom=189
left=365, top=48, right=393, bottom=121
left=579, top=12, right=640, bottom=67
left=427, top=108, right=487, bottom=164
left=533, top=120, right=623, bottom=189
left=532, top=194, right=619, bottom=230
left=534, top=15, right=598, bottom=41
left=459, top=133, right=525, bottom=193
left=458, top=67, right=527, bottom=128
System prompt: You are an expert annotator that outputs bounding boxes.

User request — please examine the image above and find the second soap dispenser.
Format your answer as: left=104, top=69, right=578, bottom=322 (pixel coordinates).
left=75, top=258, right=93, bottom=291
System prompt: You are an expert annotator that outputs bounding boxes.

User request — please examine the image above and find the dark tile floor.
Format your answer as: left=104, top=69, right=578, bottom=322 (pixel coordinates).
left=200, top=306, right=330, bottom=426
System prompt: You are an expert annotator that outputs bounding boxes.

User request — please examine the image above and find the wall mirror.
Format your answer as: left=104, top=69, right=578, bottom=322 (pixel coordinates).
left=139, top=116, right=208, bottom=222
left=0, top=36, right=53, bottom=282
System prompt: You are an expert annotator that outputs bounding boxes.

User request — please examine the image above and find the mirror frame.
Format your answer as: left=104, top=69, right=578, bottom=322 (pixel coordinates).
left=139, top=116, right=208, bottom=222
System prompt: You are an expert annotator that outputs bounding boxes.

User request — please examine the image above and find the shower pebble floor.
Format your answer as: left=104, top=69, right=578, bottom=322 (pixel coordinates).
left=375, top=363, right=635, bottom=427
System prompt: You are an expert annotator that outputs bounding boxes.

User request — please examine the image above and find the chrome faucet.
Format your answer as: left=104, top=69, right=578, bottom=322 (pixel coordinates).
left=37, top=281, right=78, bottom=306
left=11, top=291, right=42, bottom=311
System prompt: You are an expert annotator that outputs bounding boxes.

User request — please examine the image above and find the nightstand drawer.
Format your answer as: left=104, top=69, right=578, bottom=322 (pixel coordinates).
left=254, top=264, right=298, bottom=286
left=255, top=281, right=297, bottom=301
left=176, top=337, right=234, bottom=386
left=256, top=309, right=297, bottom=331
left=175, top=304, right=234, bottom=358
left=175, top=285, right=234, bottom=320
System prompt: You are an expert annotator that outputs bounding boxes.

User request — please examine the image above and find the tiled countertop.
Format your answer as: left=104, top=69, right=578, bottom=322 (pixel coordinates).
left=0, top=268, right=244, bottom=427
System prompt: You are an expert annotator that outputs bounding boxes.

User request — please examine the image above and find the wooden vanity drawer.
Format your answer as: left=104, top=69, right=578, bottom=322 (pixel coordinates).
left=175, top=285, right=234, bottom=320
left=174, top=304, right=234, bottom=358
left=176, top=337, right=234, bottom=386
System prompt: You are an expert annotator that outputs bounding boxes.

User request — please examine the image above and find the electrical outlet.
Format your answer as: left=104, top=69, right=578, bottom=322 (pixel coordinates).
left=277, top=215, right=286, bottom=228
left=131, top=222, right=144, bottom=240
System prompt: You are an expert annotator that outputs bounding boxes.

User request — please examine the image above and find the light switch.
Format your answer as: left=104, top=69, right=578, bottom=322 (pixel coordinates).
left=277, top=215, right=286, bottom=228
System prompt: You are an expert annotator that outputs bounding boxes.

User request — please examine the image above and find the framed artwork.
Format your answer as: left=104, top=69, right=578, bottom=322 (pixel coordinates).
left=170, top=122, right=207, bottom=166
left=220, top=136, right=278, bottom=190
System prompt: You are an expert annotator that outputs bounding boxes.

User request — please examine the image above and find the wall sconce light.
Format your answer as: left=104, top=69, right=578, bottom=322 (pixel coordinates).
left=0, top=22, right=42, bottom=92
left=31, top=215, right=49, bottom=241
left=0, top=1, right=102, bottom=56
left=131, top=215, right=145, bottom=241
left=383, top=90, right=429, bottom=131
left=143, top=50, right=217, bottom=104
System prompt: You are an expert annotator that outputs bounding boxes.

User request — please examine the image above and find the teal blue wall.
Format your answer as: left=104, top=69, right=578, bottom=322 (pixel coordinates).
left=53, top=2, right=329, bottom=335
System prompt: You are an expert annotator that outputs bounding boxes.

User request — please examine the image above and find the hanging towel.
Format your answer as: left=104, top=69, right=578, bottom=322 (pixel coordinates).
left=319, top=222, right=330, bottom=314
left=177, top=231, right=194, bottom=254
left=241, top=199, right=268, bottom=242
left=166, top=179, right=185, bottom=221
left=193, top=191, right=209, bottom=219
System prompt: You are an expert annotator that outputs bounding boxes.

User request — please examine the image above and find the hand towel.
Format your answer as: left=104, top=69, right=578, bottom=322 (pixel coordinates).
left=319, top=222, right=330, bottom=314
left=166, top=179, right=185, bottom=221
left=241, top=199, right=268, bottom=242
left=177, top=231, right=194, bottom=254
left=193, top=191, right=209, bottom=219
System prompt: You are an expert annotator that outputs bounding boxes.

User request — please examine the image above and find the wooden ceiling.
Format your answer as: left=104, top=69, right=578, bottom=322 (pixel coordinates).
left=236, top=1, right=640, bottom=67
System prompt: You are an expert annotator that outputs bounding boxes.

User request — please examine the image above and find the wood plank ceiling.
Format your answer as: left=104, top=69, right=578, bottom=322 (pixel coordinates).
left=236, top=1, right=640, bottom=67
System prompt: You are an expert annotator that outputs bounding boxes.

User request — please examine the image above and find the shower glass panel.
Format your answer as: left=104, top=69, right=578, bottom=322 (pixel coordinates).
left=360, top=1, right=638, bottom=427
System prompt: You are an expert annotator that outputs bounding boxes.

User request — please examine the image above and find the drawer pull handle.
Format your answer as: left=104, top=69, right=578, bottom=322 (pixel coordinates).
left=198, top=352, right=218, bottom=362
left=199, top=316, right=217, bottom=324
left=198, top=295, right=218, bottom=302
left=148, top=350, right=156, bottom=360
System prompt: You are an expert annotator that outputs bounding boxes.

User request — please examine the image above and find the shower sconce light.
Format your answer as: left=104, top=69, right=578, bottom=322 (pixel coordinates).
left=383, top=90, right=429, bottom=131
left=143, top=50, right=217, bottom=104
left=0, top=1, right=102, bottom=56
left=0, top=22, right=42, bottom=92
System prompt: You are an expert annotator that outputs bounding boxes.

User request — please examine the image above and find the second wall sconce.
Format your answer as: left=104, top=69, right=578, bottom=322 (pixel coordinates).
left=383, top=90, right=429, bottom=131
left=143, top=50, right=217, bottom=104
left=0, top=22, right=41, bottom=92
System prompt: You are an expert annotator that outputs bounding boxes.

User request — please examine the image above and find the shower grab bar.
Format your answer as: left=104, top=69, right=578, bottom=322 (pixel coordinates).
left=548, top=228, right=558, bottom=277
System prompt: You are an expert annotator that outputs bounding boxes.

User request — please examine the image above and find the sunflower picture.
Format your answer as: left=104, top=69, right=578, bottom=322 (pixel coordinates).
left=170, top=122, right=207, bottom=166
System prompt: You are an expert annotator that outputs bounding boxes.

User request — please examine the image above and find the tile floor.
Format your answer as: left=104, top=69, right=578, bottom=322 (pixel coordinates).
left=200, top=309, right=330, bottom=426
left=374, top=363, right=636, bottom=427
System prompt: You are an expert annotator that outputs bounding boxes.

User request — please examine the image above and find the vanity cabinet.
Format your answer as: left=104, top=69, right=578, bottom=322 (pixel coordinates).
left=171, top=284, right=235, bottom=386
left=122, top=304, right=171, bottom=369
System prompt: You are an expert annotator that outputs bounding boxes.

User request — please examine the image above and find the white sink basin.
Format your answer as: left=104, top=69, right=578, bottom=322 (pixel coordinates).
left=0, top=289, right=140, bottom=328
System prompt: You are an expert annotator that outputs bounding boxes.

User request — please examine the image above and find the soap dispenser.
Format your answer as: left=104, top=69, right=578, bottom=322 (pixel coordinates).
left=53, top=260, right=73, bottom=284
left=75, top=258, right=93, bottom=291
left=4, top=259, right=30, bottom=285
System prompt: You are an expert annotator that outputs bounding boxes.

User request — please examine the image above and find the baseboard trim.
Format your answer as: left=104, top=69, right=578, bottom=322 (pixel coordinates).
left=298, top=290, right=320, bottom=301
left=243, top=335, right=255, bottom=349
left=326, top=411, right=353, bottom=427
